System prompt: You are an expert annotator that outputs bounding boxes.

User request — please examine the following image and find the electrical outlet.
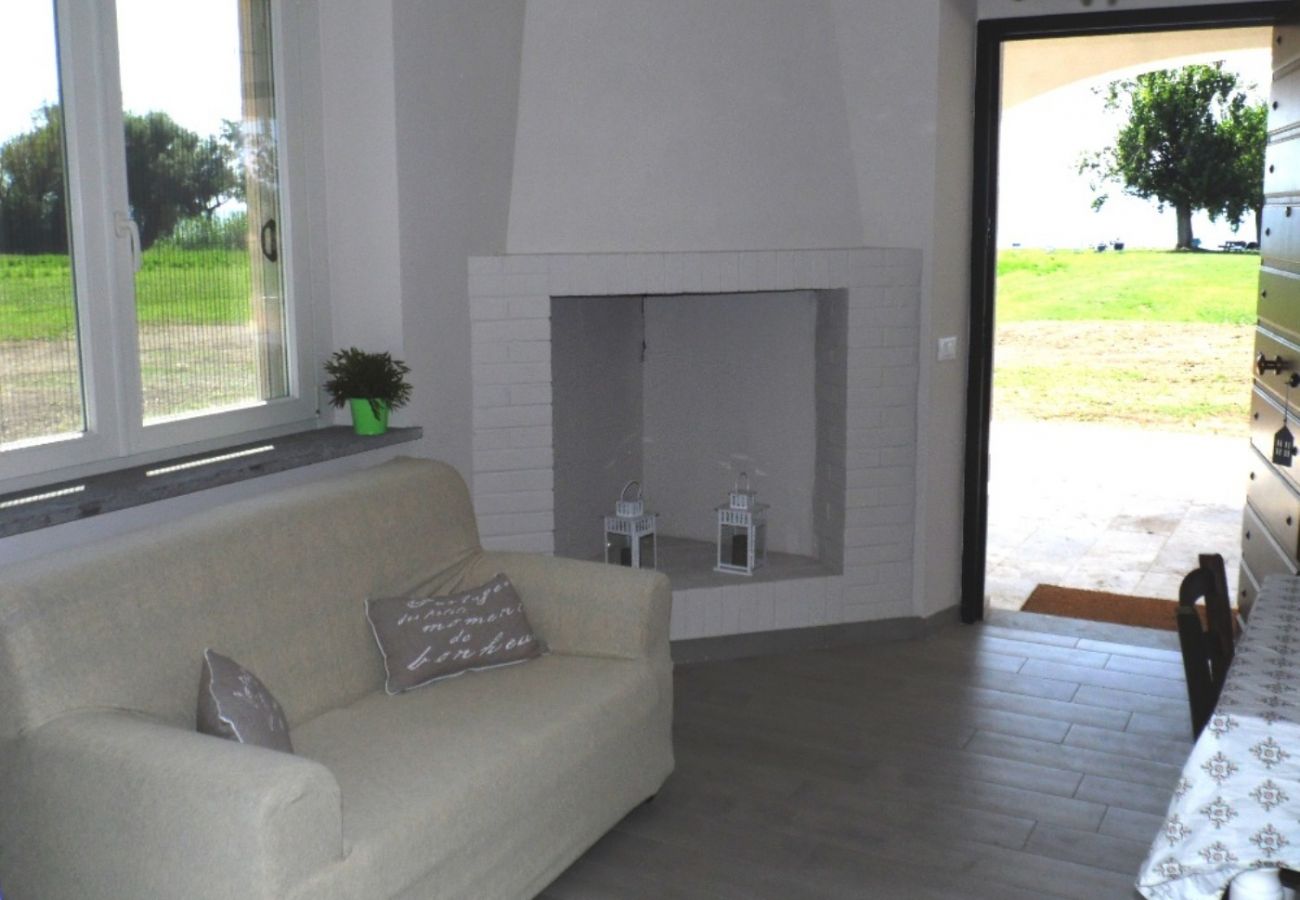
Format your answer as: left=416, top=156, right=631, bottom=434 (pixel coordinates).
left=937, top=336, right=958, bottom=361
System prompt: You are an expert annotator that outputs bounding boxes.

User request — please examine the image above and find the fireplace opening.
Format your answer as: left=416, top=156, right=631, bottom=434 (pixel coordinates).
left=551, top=289, right=847, bottom=588
left=470, top=248, right=922, bottom=638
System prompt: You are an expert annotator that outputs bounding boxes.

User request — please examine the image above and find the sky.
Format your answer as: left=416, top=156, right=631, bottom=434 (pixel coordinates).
left=998, top=47, right=1273, bottom=250
left=2, top=0, right=242, bottom=144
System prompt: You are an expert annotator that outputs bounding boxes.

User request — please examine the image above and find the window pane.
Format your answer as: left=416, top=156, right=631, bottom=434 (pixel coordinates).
left=115, top=0, right=289, bottom=425
left=0, top=1, right=85, bottom=450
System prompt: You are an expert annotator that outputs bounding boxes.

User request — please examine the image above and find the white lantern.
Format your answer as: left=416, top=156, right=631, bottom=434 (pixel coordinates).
left=715, top=472, right=768, bottom=576
left=604, top=481, right=657, bottom=569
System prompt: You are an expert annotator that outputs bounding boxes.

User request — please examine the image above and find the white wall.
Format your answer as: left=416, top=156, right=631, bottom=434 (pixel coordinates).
left=551, top=296, right=644, bottom=559
left=506, top=0, right=863, bottom=253
left=917, top=0, right=977, bottom=618
left=831, top=1, right=943, bottom=252
left=317, top=0, right=530, bottom=470
left=830, top=0, right=974, bottom=618
left=318, top=1, right=404, bottom=364
left=391, top=0, right=527, bottom=474
left=642, top=292, right=818, bottom=555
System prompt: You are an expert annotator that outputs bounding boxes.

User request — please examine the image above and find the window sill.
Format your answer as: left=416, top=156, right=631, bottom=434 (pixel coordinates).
left=0, top=425, right=423, bottom=539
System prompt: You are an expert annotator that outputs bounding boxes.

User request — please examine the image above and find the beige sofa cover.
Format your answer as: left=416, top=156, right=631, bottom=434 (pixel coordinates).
left=0, top=457, right=674, bottom=899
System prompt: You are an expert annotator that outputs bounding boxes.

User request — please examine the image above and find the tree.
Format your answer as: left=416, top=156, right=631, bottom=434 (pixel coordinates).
left=0, top=105, right=68, bottom=254
left=122, top=111, right=239, bottom=250
left=1079, top=63, right=1267, bottom=250
left=1218, top=100, right=1268, bottom=244
left=218, top=118, right=280, bottom=205
left=0, top=105, right=238, bottom=254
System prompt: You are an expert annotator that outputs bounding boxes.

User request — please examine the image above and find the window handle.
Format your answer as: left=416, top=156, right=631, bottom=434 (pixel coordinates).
left=260, top=218, right=279, bottom=262
left=114, top=212, right=142, bottom=273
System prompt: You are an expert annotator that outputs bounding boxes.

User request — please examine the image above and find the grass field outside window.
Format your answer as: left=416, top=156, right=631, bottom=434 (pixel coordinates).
left=1, top=247, right=259, bottom=444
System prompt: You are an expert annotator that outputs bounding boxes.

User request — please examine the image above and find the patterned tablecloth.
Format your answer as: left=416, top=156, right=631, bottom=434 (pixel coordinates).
left=1137, top=574, right=1300, bottom=899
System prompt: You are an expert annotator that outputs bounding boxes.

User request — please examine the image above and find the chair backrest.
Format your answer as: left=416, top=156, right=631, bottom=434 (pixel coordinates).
left=1175, top=604, right=1218, bottom=737
left=1176, top=553, right=1236, bottom=737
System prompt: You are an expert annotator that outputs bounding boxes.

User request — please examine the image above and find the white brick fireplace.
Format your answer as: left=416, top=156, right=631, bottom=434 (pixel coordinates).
left=469, top=249, right=921, bottom=640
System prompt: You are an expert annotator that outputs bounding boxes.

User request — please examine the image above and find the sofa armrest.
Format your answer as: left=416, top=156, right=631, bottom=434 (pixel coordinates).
left=1, top=709, right=342, bottom=900
left=476, top=551, right=672, bottom=662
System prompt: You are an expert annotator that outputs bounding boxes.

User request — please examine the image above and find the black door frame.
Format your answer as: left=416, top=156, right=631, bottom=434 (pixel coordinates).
left=961, top=1, right=1292, bottom=624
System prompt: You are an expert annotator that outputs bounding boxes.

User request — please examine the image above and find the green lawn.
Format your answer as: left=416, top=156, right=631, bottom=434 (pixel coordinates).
left=996, top=248, right=1259, bottom=325
left=993, top=248, right=1259, bottom=435
left=0, top=248, right=252, bottom=341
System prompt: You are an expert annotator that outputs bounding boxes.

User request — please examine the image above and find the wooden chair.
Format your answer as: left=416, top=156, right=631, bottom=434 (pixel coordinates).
left=1176, top=553, right=1237, bottom=738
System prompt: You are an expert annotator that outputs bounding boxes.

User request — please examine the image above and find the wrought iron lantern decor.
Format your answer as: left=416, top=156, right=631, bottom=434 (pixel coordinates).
left=715, top=472, right=768, bottom=576
left=604, top=481, right=657, bottom=569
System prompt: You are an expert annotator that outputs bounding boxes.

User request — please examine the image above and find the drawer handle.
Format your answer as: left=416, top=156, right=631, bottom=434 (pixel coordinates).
left=1257, top=352, right=1288, bottom=375
left=1256, top=353, right=1300, bottom=387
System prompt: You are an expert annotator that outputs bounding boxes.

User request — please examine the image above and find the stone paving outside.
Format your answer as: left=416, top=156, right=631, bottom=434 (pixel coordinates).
left=986, top=420, right=1249, bottom=612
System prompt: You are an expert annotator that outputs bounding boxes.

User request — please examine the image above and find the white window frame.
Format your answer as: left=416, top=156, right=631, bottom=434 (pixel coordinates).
left=0, top=0, right=319, bottom=491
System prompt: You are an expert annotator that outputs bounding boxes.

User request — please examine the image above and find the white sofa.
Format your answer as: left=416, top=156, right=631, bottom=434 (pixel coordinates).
left=0, top=457, right=674, bottom=899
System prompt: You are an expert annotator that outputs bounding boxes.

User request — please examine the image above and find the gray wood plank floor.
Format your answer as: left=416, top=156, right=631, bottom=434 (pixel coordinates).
left=540, top=612, right=1188, bottom=899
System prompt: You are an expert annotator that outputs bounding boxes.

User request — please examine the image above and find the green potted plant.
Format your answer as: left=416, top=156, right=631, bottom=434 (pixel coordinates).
left=323, top=347, right=413, bottom=435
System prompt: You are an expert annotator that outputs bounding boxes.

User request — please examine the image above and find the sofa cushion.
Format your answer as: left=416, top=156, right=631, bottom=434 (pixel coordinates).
left=197, top=650, right=294, bottom=753
left=365, top=573, right=544, bottom=694
left=289, top=653, right=670, bottom=900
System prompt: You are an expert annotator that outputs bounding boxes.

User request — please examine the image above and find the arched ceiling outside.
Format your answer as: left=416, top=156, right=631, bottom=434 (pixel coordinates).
left=1002, top=26, right=1271, bottom=108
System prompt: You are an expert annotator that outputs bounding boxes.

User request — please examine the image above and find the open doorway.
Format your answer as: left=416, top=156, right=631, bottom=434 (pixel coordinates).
left=962, top=4, right=1292, bottom=625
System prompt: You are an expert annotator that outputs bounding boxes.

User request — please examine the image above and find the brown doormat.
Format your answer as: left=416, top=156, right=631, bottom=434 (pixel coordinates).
left=1022, top=584, right=1185, bottom=631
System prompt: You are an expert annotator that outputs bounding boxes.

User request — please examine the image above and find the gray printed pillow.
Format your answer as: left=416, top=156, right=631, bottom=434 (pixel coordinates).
left=197, top=649, right=294, bottom=753
left=365, top=573, right=545, bottom=694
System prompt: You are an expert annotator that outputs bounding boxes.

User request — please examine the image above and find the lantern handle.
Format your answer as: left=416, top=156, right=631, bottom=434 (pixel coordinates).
left=620, top=480, right=642, bottom=502
left=734, top=471, right=749, bottom=492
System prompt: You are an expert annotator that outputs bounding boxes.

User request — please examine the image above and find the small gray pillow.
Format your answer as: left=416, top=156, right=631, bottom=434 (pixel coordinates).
left=197, top=649, right=293, bottom=753
left=366, top=573, right=545, bottom=694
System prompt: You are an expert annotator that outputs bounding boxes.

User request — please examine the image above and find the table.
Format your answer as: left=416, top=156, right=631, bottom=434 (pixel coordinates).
left=1137, top=574, right=1300, bottom=899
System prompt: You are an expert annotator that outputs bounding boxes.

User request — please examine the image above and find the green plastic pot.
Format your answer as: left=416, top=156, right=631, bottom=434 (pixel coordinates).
left=348, top=398, right=390, bottom=435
